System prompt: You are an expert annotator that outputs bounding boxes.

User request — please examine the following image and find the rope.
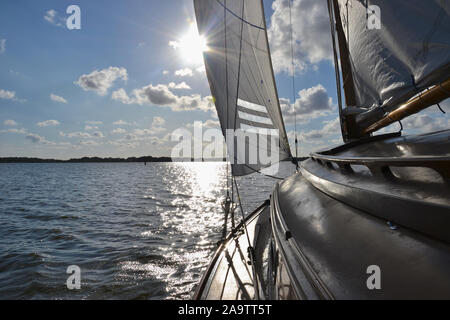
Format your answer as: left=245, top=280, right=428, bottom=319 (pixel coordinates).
left=436, top=103, right=446, bottom=114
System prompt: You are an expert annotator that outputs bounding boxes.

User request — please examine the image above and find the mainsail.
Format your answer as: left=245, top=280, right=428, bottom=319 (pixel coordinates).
left=194, top=0, right=292, bottom=176
left=330, top=0, right=450, bottom=137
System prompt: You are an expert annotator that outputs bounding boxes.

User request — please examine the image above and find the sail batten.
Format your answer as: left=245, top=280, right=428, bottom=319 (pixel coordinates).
left=194, top=0, right=292, bottom=176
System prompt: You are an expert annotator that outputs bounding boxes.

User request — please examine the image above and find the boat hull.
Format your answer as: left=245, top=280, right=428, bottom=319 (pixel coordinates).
left=195, top=130, right=450, bottom=299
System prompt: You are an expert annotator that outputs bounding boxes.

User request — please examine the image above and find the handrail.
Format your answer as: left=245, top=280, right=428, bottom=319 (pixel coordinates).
left=310, top=153, right=450, bottom=179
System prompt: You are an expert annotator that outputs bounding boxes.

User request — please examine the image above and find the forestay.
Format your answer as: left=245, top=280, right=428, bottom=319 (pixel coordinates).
left=194, top=0, right=292, bottom=176
left=335, top=0, right=450, bottom=115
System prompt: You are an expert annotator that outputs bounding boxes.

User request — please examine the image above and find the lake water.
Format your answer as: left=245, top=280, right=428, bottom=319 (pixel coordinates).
left=0, top=162, right=295, bottom=299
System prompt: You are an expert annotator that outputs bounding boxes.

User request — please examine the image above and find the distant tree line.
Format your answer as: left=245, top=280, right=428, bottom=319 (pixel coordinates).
left=0, top=156, right=307, bottom=163
left=0, top=156, right=172, bottom=163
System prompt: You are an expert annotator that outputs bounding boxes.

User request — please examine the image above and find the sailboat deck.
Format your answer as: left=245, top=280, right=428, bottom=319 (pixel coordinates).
left=194, top=204, right=269, bottom=300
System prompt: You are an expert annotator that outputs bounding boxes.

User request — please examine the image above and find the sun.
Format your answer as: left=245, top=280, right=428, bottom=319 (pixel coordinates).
left=176, top=23, right=208, bottom=65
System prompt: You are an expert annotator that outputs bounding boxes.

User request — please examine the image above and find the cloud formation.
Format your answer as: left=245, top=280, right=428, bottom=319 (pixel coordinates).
left=112, top=120, right=134, bottom=126
left=174, top=68, right=194, bottom=77
left=168, top=82, right=191, bottom=90
left=0, top=39, right=6, bottom=54
left=299, top=118, right=340, bottom=141
left=280, top=84, right=335, bottom=123
left=75, top=67, right=128, bottom=96
left=65, top=131, right=104, bottom=139
left=3, top=120, right=17, bottom=126
left=44, top=9, right=65, bottom=28
left=112, top=83, right=213, bottom=113
left=268, top=0, right=332, bottom=74
left=50, top=93, right=67, bottom=104
left=402, top=114, right=450, bottom=133
left=36, top=120, right=60, bottom=127
left=0, top=89, right=16, bottom=100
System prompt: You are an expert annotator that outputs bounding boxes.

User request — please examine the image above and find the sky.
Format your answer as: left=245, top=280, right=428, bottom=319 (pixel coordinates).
left=0, top=0, right=449, bottom=159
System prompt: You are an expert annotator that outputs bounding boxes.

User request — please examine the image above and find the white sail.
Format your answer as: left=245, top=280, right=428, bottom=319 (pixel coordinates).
left=335, top=0, right=450, bottom=117
left=194, top=0, right=292, bottom=176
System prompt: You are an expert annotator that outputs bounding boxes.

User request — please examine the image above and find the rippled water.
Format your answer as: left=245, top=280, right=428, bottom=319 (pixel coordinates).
left=0, top=162, right=294, bottom=299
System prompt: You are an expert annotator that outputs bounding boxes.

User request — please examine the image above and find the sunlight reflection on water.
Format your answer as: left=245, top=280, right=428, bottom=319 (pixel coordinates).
left=0, top=162, right=294, bottom=299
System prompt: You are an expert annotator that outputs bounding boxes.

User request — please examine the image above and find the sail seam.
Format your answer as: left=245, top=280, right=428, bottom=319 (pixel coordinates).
left=215, top=0, right=265, bottom=31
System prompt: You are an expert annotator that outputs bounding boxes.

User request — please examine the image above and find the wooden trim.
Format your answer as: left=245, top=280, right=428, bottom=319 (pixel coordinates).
left=363, top=78, right=450, bottom=135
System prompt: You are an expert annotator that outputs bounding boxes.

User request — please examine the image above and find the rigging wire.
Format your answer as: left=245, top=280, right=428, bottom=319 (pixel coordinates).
left=233, top=176, right=260, bottom=300
left=288, top=0, right=299, bottom=170
left=223, top=0, right=232, bottom=200
left=218, top=1, right=260, bottom=299
left=215, top=0, right=265, bottom=31
left=234, top=0, right=260, bottom=300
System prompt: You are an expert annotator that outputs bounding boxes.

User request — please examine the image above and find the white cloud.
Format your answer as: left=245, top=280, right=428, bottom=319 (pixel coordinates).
left=86, top=121, right=103, bottom=125
left=64, top=130, right=104, bottom=139
left=0, top=39, right=6, bottom=54
left=152, top=116, right=166, bottom=128
left=0, top=89, right=16, bottom=100
left=287, top=118, right=341, bottom=156
left=112, top=128, right=127, bottom=134
left=112, top=83, right=214, bottom=113
left=186, top=119, right=220, bottom=129
left=92, top=131, right=104, bottom=138
left=67, top=132, right=92, bottom=138
left=3, top=120, right=17, bottom=126
left=175, top=68, right=193, bottom=77
left=162, top=70, right=169, bottom=75
left=112, top=120, right=133, bottom=126
left=280, top=84, right=335, bottom=123
left=50, top=93, right=67, bottom=104
left=402, top=114, right=450, bottom=133
left=25, top=133, right=57, bottom=145
left=299, top=118, right=340, bottom=141
left=168, top=82, right=191, bottom=90
left=75, top=67, right=128, bottom=96
left=268, top=0, right=332, bottom=74
left=195, top=65, right=206, bottom=74
left=26, top=133, right=45, bottom=143
left=44, top=9, right=65, bottom=28
left=133, top=116, right=167, bottom=136
left=36, top=120, right=60, bottom=127
left=85, top=125, right=99, bottom=131
left=0, top=127, right=27, bottom=134
left=168, top=41, right=179, bottom=49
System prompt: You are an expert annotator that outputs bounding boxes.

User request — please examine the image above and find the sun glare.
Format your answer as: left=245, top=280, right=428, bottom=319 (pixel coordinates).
left=177, top=23, right=208, bottom=65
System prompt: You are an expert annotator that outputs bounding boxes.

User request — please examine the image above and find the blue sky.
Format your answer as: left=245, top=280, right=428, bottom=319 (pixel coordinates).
left=1, top=0, right=448, bottom=159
